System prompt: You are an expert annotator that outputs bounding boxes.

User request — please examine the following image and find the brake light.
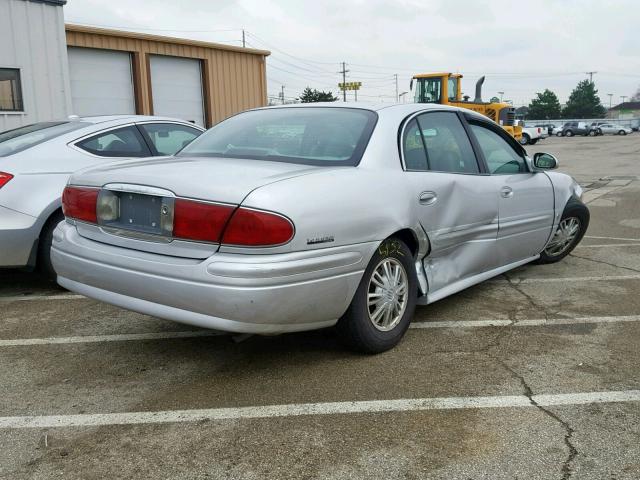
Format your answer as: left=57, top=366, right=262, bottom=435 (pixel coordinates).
left=0, top=172, right=13, bottom=189
left=62, top=186, right=99, bottom=223
left=221, top=207, right=294, bottom=246
left=173, top=199, right=234, bottom=242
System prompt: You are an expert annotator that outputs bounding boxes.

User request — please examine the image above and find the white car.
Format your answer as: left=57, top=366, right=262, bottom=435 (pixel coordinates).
left=0, top=115, right=204, bottom=276
left=51, top=104, right=589, bottom=353
left=596, top=123, right=632, bottom=135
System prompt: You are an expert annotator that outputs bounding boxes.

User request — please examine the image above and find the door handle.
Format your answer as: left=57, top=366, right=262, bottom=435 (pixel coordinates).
left=500, top=186, right=514, bottom=198
left=419, top=191, right=438, bottom=205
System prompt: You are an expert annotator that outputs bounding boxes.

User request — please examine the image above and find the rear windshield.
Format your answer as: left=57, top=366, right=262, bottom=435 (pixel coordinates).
left=0, top=121, right=88, bottom=157
left=178, top=107, right=378, bottom=166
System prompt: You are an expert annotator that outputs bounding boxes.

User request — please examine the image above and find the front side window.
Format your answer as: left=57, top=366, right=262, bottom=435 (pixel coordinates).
left=179, top=107, right=377, bottom=166
left=0, top=68, right=23, bottom=112
left=139, top=123, right=202, bottom=156
left=469, top=122, right=527, bottom=174
left=414, top=78, right=442, bottom=104
left=403, top=111, right=479, bottom=174
left=77, top=126, right=151, bottom=157
left=0, top=122, right=88, bottom=157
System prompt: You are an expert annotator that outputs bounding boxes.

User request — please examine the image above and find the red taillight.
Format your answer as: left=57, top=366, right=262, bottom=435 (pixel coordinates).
left=221, top=207, right=294, bottom=246
left=62, top=186, right=99, bottom=223
left=0, top=172, right=13, bottom=189
left=173, top=199, right=235, bottom=243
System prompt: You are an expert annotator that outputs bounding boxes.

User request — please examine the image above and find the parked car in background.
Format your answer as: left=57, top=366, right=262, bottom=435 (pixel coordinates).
left=631, top=120, right=639, bottom=132
left=51, top=104, right=589, bottom=353
left=561, top=121, right=590, bottom=137
left=588, top=121, right=609, bottom=136
left=519, top=125, right=545, bottom=145
left=596, top=123, right=633, bottom=135
left=534, top=123, right=556, bottom=136
left=0, top=115, right=204, bottom=276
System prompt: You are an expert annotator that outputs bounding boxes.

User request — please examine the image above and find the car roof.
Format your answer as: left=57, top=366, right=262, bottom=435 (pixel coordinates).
left=251, top=102, right=487, bottom=120
left=73, top=114, right=203, bottom=127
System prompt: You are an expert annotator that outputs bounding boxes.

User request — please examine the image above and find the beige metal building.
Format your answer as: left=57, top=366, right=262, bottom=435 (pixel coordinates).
left=65, top=24, right=270, bottom=127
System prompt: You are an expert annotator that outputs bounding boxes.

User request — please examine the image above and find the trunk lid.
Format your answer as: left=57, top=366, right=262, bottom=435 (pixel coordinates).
left=69, top=156, right=324, bottom=257
left=72, top=156, right=321, bottom=203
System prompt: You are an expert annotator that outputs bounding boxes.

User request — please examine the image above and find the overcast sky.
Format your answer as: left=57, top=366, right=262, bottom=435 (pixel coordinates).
left=64, top=0, right=640, bottom=107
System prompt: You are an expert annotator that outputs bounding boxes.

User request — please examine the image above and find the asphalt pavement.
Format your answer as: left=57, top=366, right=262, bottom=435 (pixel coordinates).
left=1, top=133, right=640, bottom=479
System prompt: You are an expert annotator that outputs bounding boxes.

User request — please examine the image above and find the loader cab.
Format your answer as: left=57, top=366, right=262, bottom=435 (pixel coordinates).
left=411, top=73, right=462, bottom=104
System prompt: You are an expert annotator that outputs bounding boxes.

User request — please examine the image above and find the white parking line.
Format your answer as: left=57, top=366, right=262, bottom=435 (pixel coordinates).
left=409, top=315, right=640, bottom=329
left=1, top=390, right=638, bottom=429
left=0, top=294, right=84, bottom=302
left=576, top=243, right=640, bottom=248
left=0, top=330, right=220, bottom=347
left=492, top=275, right=640, bottom=284
left=2, top=273, right=640, bottom=305
left=1, top=315, right=638, bottom=347
left=585, top=235, right=640, bottom=242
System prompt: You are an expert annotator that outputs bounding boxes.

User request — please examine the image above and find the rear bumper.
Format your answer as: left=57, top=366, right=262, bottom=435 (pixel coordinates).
left=0, top=206, right=39, bottom=267
left=51, top=222, right=375, bottom=333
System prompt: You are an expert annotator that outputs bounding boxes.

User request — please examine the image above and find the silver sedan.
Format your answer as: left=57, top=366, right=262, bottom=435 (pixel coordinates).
left=0, top=116, right=203, bottom=276
left=596, top=123, right=632, bottom=135
left=51, top=104, right=589, bottom=353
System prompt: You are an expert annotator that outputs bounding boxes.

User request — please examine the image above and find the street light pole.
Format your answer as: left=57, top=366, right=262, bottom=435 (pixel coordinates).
left=607, top=93, right=613, bottom=109
left=498, top=91, right=504, bottom=102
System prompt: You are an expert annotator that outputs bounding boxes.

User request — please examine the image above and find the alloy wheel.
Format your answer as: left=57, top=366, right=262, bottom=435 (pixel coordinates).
left=544, top=217, right=581, bottom=256
left=367, top=258, right=409, bottom=332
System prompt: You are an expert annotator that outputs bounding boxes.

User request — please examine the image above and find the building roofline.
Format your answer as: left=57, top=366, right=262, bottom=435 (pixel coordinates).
left=610, top=101, right=640, bottom=111
left=26, top=0, right=67, bottom=6
left=64, top=24, right=271, bottom=56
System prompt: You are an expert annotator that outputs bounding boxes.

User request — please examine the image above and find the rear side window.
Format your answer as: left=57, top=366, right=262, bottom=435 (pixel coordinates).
left=402, top=111, right=479, bottom=174
left=139, top=123, right=202, bottom=156
left=0, top=122, right=88, bottom=157
left=179, top=107, right=377, bottom=166
left=76, top=126, right=151, bottom=157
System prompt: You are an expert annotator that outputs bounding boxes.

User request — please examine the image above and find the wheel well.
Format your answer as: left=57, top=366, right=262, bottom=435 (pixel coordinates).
left=387, top=229, right=419, bottom=257
left=38, top=208, right=64, bottom=249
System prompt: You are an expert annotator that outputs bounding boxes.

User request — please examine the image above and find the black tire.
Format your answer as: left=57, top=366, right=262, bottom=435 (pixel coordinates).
left=619, top=130, right=626, bottom=135
left=556, top=131, right=563, bottom=137
left=336, top=238, right=417, bottom=353
left=589, top=130, right=596, bottom=136
left=519, top=134, right=530, bottom=145
left=565, top=130, right=574, bottom=137
left=37, top=211, right=64, bottom=281
left=536, top=202, right=589, bottom=264
left=529, top=139, right=538, bottom=145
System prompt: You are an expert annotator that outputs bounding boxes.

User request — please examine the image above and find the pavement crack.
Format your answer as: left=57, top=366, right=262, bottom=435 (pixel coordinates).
left=569, top=252, right=640, bottom=274
left=491, top=355, right=578, bottom=480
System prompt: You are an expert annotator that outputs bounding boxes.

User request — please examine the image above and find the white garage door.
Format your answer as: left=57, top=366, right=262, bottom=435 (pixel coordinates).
left=68, top=47, right=136, bottom=116
left=150, top=55, right=205, bottom=127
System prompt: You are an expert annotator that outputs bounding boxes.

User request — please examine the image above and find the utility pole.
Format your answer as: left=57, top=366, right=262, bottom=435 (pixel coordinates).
left=585, top=71, right=597, bottom=82
left=394, top=74, right=399, bottom=103
left=280, top=85, right=285, bottom=105
left=621, top=95, right=627, bottom=104
left=339, top=62, right=349, bottom=102
left=607, top=93, right=613, bottom=108
left=242, top=29, right=245, bottom=48
left=498, top=91, right=504, bottom=102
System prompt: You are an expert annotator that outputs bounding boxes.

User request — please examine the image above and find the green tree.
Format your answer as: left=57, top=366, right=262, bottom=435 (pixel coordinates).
left=527, top=89, right=561, bottom=119
left=298, top=87, right=338, bottom=103
left=562, top=80, right=606, bottom=118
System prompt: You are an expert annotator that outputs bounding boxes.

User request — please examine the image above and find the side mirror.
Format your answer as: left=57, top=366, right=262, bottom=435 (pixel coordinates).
left=533, top=152, right=558, bottom=170
left=409, top=78, right=414, bottom=91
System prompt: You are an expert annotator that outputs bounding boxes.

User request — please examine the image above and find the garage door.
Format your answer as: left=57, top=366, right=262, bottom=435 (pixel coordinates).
left=150, top=55, right=205, bottom=127
left=68, top=47, right=136, bottom=116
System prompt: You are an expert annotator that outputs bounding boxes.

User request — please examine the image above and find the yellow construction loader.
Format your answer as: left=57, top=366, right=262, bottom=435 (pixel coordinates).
left=410, top=73, right=522, bottom=140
